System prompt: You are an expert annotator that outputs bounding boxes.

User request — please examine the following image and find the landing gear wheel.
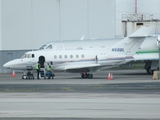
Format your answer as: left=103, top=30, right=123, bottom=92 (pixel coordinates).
left=81, top=73, right=93, bottom=79
left=81, top=73, right=88, bottom=78
left=146, top=67, right=153, bottom=74
left=87, top=74, right=93, bottom=79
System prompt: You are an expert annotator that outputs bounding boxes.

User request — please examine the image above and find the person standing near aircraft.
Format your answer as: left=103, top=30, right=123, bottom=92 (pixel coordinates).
left=36, top=61, right=40, bottom=79
left=46, top=63, right=54, bottom=79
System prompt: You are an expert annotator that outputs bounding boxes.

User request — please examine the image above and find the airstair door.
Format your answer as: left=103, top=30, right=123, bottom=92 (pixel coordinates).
left=39, top=56, right=45, bottom=68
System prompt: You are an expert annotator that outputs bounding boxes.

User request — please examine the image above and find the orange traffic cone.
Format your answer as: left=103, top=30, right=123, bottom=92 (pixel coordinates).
left=111, top=73, right=113, bottom=80
left=108, top=73, right=111, bottom=80
left=12, top=71, right=16, bottom=77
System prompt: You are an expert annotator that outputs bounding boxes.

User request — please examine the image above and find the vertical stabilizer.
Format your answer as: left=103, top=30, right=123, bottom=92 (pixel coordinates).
left=110, top=26, right=155, bottom=56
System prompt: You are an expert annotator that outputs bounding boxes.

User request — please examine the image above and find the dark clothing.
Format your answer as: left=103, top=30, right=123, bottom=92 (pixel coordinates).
left=46, top=71, right=55, bottom=79
left=36, top=69, right=40, bottom=79
left=36, top=62, right=40, bottom=79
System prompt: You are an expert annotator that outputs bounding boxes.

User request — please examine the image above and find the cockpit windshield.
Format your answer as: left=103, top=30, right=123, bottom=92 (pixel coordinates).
left=39, top=44, right=53, bottom=50
left=39, top=44, right=48, bottom=50
left=46, top=45, right=52, bottom=49
left=21, top=54, right=34, bottom=59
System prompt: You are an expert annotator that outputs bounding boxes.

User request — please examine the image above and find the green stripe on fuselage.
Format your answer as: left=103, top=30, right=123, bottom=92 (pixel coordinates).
left=136, top=50, right=158, bottom=54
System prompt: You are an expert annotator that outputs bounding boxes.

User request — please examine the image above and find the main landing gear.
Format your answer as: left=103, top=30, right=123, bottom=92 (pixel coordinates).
left=81, top=72, right=93, bottom=79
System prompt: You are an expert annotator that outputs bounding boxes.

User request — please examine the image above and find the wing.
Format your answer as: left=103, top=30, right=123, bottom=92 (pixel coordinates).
left=65, top=63, right=101, bottom=73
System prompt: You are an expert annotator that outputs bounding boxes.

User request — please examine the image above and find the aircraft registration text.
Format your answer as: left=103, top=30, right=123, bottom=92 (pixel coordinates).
left=112, top=48, right=124, bottom=52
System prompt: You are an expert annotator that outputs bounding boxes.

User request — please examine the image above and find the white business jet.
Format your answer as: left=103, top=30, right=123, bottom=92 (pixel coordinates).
left=3, top=26, right=155, bottom=78
left=38, top=33, right=158, bottom=75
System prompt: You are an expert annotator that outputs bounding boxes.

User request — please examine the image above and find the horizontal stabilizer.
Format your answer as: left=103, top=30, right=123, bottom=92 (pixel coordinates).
left=129, top=26, right=155, bottom=38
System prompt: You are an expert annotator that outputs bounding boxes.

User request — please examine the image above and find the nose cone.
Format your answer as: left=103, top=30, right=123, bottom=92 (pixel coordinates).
left=3, top=61, right=13, bottom=69
left=3, top=59, right=19, bottom=69
left=3, top=63, right=8, bottom=68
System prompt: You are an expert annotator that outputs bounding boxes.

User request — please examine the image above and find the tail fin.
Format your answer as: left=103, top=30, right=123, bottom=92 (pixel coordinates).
left=111, top=26, right=155, bottom=55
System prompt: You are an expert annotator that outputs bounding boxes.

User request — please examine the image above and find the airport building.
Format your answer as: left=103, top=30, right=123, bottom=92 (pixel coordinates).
left=0, top=0, right=160, bottom=72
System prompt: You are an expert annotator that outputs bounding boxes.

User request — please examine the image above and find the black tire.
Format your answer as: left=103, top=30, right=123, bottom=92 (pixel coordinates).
left=146, top=67, right=153, bottom=74
left=88, top=74, right=93, bottom=79
left=82, top=73, right=87, bottom=78
left=81, top=74, right=84, bottom=78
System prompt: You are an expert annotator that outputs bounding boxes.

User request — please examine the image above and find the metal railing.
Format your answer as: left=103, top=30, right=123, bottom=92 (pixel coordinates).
left=121, top=14, right=158, bottom=22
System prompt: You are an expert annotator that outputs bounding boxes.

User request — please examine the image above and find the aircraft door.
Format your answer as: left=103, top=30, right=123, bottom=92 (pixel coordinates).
left=39, top=56, right=45, bottom=68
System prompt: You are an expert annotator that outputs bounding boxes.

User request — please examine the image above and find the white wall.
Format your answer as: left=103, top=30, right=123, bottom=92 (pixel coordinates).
left=116, top=0, right=135, bottom=37
left=31, top=0, right=59, bottom=49
left=59, top=0, right=88, bottom=40
left=138, top=0, right=160, bottom=33
left=0, top=0, right=117, bottom=50
left=138, top=0, right=160, bottom=18
left=88, top=0, right=116, bottom=39
left=1, top=0, right=32, bottom=50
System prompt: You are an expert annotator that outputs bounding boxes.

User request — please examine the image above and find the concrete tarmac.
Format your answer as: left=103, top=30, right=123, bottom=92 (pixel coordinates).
left=0, top=69, right=160, bottom=120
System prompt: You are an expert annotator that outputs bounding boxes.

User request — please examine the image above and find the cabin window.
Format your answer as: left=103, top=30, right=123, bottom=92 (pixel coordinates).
left=81, top=54, right=84, bottom=58
left=21, top=54, right=35, bottom=59
left=70, top=55, right=73, bottom=58
left=59, top=55, right=62, bottom=59
left=28, top=54, right=31, bottom=58
left=64, top=55, right=67, bottom=59
left=54, top=55, right=57, bottom=59
left=30, top=54, right=33, bottom=58
left=76, top=54, right=79, bottom=58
